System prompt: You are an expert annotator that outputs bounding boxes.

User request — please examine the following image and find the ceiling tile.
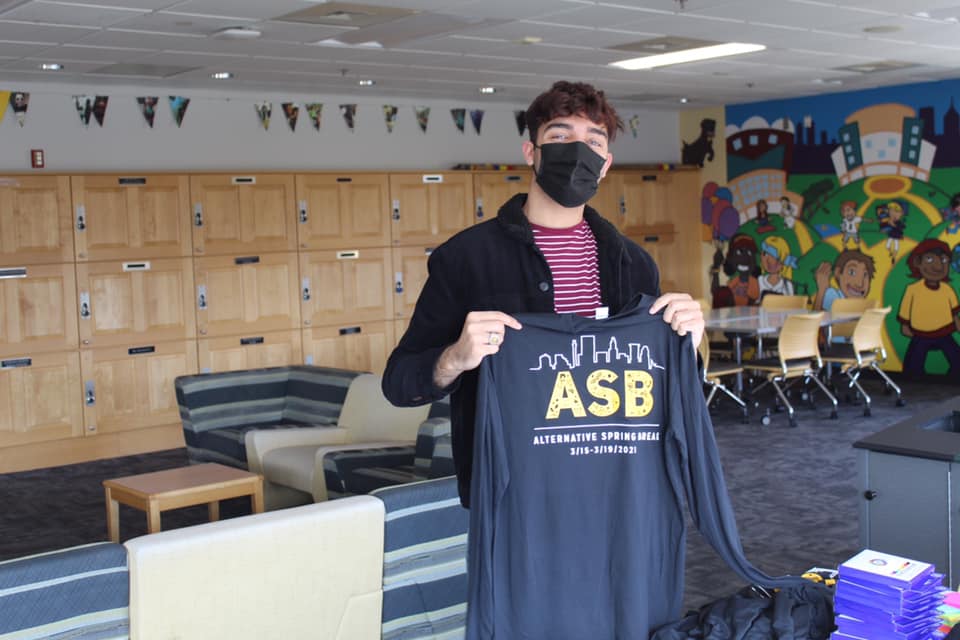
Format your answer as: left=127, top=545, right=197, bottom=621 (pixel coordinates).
left=0, top=39, right=56, bottom=56
left=71, top=28, right=201, bottom=49
left=167, top=0, right=325, bottom=21
left=108, top=10, right=255, bottom=35
left=54, top=44, right=154, bottom=61
left=0, top=19, right=95, bottom=43
left=0, top=1, right=146, bottom=27
left=45, top=0, right=186, bottom=9
left=1, top=57, right=102, bottom=71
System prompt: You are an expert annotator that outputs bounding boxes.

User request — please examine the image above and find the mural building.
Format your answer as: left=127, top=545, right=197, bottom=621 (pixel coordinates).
left=700, top=78, right=960, bottom=375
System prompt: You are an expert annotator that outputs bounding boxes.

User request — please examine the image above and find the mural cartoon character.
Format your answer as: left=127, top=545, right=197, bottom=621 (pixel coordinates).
left=758, top=236, right=797, bottom=297
left=897, top=239, right=960, bottom=376
left=880, top=200, right=908, bottom=263
left=682, top=118, right=716, bottom=168
left=945, top=192, right=960, bottom=235
left=839, top=200, right=863, bottom=246
left=711, top=234, right=760, bottom=307
left=755, top=199, right=775, bottom=234
left=779, top=196, right=798, bottom=230
left=813, top=249, right=875, bottom=311
left=700, top=182, right=740, bottom=243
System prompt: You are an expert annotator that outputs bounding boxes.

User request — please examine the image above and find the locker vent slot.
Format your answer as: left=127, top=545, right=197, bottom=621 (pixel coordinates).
left=128, top=346, right=156, bottom=355
left=336, top=177, right=353, bottom=183
left=336, top=250, right=359, bottom=259
left=339, top=326, right=361, bottom=336
left=0, top=268, right=27, bottom=279
left=235, top=256, right=260, bottom=265
left=118, top=177, right=147, bottom=185
left=1, top=358, right=32, bottom=369
left=505, top=175, right=522, bottom=182
left=232, top=176, right=256, bottom=184
left=422, top=174, right=443, bottom=183
left=122, top=262, right=151, bottom=271
left=644, top=235, right=660, bottom=242
left=642, top=175, right=657, bottom=182
left=240, top=336, right=265, bottom=345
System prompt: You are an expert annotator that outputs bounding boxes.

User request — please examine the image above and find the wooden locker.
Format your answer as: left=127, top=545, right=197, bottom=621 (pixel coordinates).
left=190, top=174, right=297, bottom=256
left=302, top=321, right=394, bottom=374
left=391, top=245, right=434, bottom=318
left=80, top=341, right=198, bottom=434
left=389, top=173, right=472, bottom=246
left=0, top=351, right=83, bottom=447
left=629, top=230, right=683, bottom=294
left=295, top=174, right=390, bottom=250
left=195, top=253, right=301, bottom=338
left=592, top=171, right=626, bottom=226
left=198, top=330, right=302, bottom=373
left=71, top=175, right=192, bottom=261
left=472, top=171, right=529, bottom=225
left=0, top=264, right=78, bottom=357
left=300, top=248, right=393, bottom=327
left=76, top=258, right=196, bottom=348
left=0, top=175, right=73, bottom=266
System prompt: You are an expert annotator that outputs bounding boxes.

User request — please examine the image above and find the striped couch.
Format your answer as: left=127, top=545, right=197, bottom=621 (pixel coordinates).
left=175, top=365, right=363, bottom=470
left=0, top=478, right=469, bottom=640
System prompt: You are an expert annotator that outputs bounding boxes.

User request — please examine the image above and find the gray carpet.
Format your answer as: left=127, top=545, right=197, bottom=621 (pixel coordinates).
left=0, top=374, right=954, bottom=614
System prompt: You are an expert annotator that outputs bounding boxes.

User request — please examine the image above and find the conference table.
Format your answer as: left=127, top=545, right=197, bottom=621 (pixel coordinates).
left=704, top=306, right=863, bottom=394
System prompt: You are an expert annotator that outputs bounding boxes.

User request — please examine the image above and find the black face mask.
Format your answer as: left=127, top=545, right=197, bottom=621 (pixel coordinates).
left=533, top=141, right=606, bottom=208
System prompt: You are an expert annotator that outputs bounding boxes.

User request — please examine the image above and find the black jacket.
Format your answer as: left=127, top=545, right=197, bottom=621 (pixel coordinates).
left=381, top=193, right=660, bottom=506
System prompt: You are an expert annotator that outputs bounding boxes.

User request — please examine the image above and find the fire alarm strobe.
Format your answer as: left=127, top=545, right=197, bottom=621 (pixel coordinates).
left=30, top=149, right=45, bottom=169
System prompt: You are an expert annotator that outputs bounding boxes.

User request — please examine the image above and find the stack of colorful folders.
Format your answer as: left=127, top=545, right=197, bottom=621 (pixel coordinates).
left=832, top=549, right=945, bottom=640
left=937, top=591, right=960, bottom=636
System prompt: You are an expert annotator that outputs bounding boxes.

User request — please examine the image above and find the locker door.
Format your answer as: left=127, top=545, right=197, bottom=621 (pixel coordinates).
left=389, top=173, right=472, bottom=246
left=0, top=352, right=83, bottom=447
left=0, top=175, right=73, bottom=266
left=391, top=245, right=433, bottom=318
left=628, top=230, right=682, bottom=294
left=592, top=172, right=625, bottom=227
left=72, top=175, right=192, bottom=261
left=296, top=174, right=390, bottom=250
left=191, top=174, right=297, bottom=256
left=472, top=171, right=529, bottom=225
left=302, top=321, right=394, bottom=374
left=76, top=258, right=196, bottom=348
left=80, top=341, right=198, bottom=434
left=300, top=248, right=393, bottom=327
left=0, top=264, right=78, bottom=357
left=619, top=172, right=672, bottom=237
left=198, top=330, right=302, bottom=373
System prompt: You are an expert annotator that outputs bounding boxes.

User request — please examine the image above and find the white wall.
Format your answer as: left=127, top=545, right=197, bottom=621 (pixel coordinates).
left=0, top=80, right=680, bottom=172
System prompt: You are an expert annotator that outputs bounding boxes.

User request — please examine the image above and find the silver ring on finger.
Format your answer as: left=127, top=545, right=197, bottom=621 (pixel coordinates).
left=488, top=331, right=501, bottom=346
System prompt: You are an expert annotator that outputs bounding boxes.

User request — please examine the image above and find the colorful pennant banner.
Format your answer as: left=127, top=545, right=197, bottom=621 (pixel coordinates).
left=282, top=102, right=299, bottom=132
left=451, top=108, right=466, bottom=133
left=305, top=103, right=323, bottom=131
left=340, top=104, right=357, bottom=131
left=255, top=101, right=272, bottom=130
left=383, top=104, right=398, bottom=133
left=170, top=96, right=190, bottom=127
left=415, top=106, right=430, bottom=133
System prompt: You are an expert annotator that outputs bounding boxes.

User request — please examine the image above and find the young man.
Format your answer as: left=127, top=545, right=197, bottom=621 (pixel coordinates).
left=381, top=81, right=704, bottom=506
left=813, top=248, right=875, bottom=311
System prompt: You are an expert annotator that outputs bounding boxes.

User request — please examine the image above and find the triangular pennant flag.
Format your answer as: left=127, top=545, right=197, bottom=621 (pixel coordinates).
left=305, top=103, right=323, bottom=131
left=340, top=104, right=357, bottom=132
left=469, top=109, right=484, bottom=135
left=10, top=91, right=29, bottom=127
left=514, top=110, right=526, bottom=136
left=282, top=102, right=299, bottom=132
left=0, top=91, right=9, bottom=127
left=92, top=96, right=108, bottom=127
left=169, top=96, right=190, bottom=127
left=255, top=101, right=272, bottom=130
left=451, top=108, right=466, bottom=133
left=628, top=114, right=640, bottom=139
left=414, top=106, right=430, bottom=133
left=74, top=95, right=94, bottom=127
left=137, top=97, right=158, bottom=128
left=383, top=105, right=398, bottom=133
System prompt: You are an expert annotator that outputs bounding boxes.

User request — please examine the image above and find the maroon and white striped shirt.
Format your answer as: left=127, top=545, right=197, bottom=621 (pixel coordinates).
left=531, top=220, right=602, bottom=318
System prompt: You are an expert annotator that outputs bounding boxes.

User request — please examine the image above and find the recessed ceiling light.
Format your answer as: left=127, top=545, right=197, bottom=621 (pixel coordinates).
left=679, top=97, right=689, bottom=104
left=211, top=26, right=262, bottom=40
left=211, top=71, right=234, bottom=80
left=479, top=86, right=496, bottom=94
left=519, top=36, right=542, bottom=44
left=358, top=79, right=375, bottom=86
left=863, top=25, right=902, bottom=33
left=39, top=63, right=63, bottom=71
left=812, top=78, right=843, bottom=85
left=610, top=42, right=765, bottom=70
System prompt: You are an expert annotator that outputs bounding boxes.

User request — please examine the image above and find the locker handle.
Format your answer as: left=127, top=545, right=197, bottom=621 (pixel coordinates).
left=644, top=235, right=660, bottom=243
left=1, top=357, right=32, bottom=369
left=424, top=247, right=434, bottom=255
left=240, top=336, right=265, bottom=345
left=79, top=292, right=91, bottom=319
left=392, top=199, right=400, bottom=221
left=336, top=177, right=353, bottom=183
left=394, top=271, right=403, bottom=294
left=302, top=276, right=311, bottom=301
left=194, top=203, right=204, bottom=227
left=642, top=174, right=657, bottom=182
left=76, top=205, right=86, bottom=232
left=85, top=381, right=96, bottom=406
left=235, top=256, right=260, bottom=265
left=336, top=250, right=359, bottom=260
left=505, top=175, right=522, bottom=182
left=619, top=196, right=626, bottom=216
left=232, top=176, right=257, bottom=184
left=475, top=197, right=484, bottom=220
left=118, top=177, right=146, bottom=185
left=422, top=174, right=443, bottom=183
left=0, top=268, right=27, bottom=279
left=298, top=199, right=308, bottom=224
left=197, top=285, right=207, bottom=310
left=339, top=326, right=362, bottom=336
left=128, top=345, right=156, bottom=355
left=122, top=261, right=151, bottom=271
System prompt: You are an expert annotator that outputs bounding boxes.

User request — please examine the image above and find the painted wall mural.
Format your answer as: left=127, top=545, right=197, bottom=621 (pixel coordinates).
left=707, top=78, right=960, bottom=375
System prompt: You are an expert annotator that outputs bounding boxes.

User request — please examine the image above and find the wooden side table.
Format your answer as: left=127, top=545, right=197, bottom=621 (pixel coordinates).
left=102, top=463, right=264, bottom=542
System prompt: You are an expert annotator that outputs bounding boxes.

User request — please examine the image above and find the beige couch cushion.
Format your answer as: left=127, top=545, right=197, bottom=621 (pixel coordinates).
left=125, top=497, right=384, bottom=640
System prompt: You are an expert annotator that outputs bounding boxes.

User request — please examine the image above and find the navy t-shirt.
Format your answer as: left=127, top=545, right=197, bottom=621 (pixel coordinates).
left=466, top=298, right=797, bottom=639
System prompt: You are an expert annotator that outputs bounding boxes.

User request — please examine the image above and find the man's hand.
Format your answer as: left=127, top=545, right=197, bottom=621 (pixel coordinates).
left=815, top=262, right=832, bottom=291
left=433, top=311, right=522, bottom=389
left=650, top=293, right=704, bottom=348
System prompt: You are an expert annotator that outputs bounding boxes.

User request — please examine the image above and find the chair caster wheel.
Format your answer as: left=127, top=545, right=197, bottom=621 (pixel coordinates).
left=761, top=414, right=771, bottom=426
left=789, top=416, right=798, bottom=428
left=863, top=407, right=871, bottom=417
left=895, top=398, right=905, bottom=407
left=830, top=410, right=838, bottom=420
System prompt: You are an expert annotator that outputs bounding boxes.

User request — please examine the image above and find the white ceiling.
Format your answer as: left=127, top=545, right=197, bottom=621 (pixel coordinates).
left=1, top=0, right=959, bottom=109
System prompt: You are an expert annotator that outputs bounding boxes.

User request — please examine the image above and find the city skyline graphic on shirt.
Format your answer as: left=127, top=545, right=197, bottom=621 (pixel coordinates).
left=529, top=335, right=666, bottom=372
